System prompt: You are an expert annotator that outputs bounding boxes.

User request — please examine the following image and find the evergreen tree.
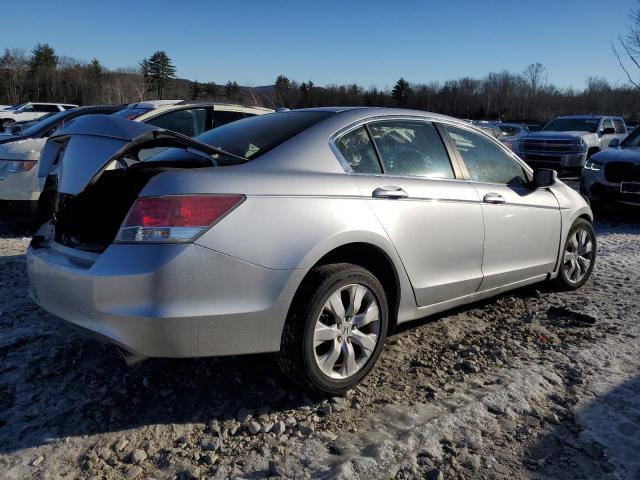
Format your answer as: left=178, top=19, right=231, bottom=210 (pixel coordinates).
left=203, top=82, right=220, bottom=98
left=191, top=80, right=202, bottom=100
left=139, top=58, right=152, bottom=95
left=29, top=43, right=58, bottom=72
left=225, top=80, right=239, bottom=99
left=29, top=43, right=58, bottom=100
left=147, top=51, right=176, bottom=99
left=391, top=77, right=411, bottom=107
left=88, top=58, right=103, bottom=82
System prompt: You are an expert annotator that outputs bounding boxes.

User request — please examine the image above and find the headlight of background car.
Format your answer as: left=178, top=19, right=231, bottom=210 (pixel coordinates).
left=574, top=139, right=588, bottom=152
left=584, top=159, right=603, bottom=171
left=0, top=160, right=37, bottom=179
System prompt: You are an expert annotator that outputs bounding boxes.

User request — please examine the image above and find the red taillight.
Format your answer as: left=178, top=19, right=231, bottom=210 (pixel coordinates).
left=116, top=194, right=244, bottom=243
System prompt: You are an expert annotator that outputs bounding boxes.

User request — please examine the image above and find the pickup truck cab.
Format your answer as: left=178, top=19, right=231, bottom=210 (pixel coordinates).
left=0, top=102, right=78, bottom=131
left=517, top=115, right=627, bottom=173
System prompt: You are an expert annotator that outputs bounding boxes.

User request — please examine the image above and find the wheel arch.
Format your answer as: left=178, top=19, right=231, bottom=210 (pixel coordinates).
left=293, top=241, right=403, bottom=333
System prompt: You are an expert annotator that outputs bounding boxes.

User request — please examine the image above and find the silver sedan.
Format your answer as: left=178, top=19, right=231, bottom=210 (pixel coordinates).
left=27, top=108, right=596, bottom=395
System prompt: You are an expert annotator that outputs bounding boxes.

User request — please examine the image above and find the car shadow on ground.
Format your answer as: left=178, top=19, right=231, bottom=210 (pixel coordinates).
left=525, top=374, right=640, bottom=479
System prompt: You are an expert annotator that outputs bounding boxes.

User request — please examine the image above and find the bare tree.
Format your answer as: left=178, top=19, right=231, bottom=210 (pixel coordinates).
left=613, top=2, right=640, bottom=89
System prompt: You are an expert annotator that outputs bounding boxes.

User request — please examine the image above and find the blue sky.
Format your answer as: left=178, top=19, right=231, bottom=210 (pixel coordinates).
left=1, top=0, right=638, bottom=89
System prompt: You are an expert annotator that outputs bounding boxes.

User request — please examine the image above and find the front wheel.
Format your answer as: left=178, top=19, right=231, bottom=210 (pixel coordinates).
left=278, top=263, right=388, bottom=395
left=554, top=219, right=596, bottom=290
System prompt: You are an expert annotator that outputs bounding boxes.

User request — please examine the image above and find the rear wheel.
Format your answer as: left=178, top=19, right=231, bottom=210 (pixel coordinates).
left=554, top=219, right=596, bottom=290
left=278, top=263, right=388, bottom=395
left=1, top=118, right=14, bottom=131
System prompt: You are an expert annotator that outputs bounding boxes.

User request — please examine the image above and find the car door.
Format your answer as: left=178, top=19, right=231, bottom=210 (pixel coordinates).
left=600, top=118, right=618, bottom=150
left=442, top=124, right=561, bottom=291
left=19, top=104, right=38, bottom=121
left=334, top=119, right=485, bottom=307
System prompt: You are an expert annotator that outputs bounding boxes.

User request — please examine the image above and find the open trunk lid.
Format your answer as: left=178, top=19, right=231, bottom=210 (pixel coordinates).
left=35, top=115, right=237, bottom=252
left=39, top=114, right=239, bottom=196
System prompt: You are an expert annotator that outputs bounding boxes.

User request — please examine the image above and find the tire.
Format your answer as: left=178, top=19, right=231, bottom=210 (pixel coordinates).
left=278, top=263, right=389, bottom=396
left=554, top=219, right=596, bottom=290
left=586, top=148, right=599, bottom=159
left=0, top=118, right=14, bottom=132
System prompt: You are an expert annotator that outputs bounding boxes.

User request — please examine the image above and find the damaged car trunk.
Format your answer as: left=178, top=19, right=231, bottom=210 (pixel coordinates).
left=34, top=114, right=243, bottom=252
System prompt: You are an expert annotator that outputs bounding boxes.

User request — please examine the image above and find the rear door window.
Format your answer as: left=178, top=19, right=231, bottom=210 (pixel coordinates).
left=368, top=120, right=454, bottom=179
left=146, top=109, right=196, bottom=137
left=213, top=111, right=251, bottom=128
left=336, top=126, right=382, bottom=174
left=613, top=119, right=626, bottom=134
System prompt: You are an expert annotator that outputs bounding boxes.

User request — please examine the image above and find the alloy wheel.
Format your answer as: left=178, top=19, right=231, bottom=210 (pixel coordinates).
left=563, top=227, right=594, bottom=285
left=312, top=283, right=381, bottom=380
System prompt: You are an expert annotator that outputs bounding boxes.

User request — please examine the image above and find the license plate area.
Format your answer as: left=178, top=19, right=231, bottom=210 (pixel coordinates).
left=620, top=182, right=640, bottom=194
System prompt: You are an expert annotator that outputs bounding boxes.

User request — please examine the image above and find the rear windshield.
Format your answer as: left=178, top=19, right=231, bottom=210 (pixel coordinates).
left=621, top=126, right=640, bottom=146
left=543, top=118, right=599, bottom=133
left=113, top=107, right=153, bottom=120
left=196, top=110, right=335, bottom=159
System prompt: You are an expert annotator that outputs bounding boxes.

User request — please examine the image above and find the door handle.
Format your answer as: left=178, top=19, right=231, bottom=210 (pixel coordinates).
left=372, top=186, right=409, bottom=199
left=483, top=193, right=506, bottom=204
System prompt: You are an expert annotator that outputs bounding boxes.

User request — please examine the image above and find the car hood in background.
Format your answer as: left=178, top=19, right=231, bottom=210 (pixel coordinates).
left=592, top=147, right=640, bottom=164
left=0, top=137, right=47, bottom=161
left=522, top=131, right=594, bottom=140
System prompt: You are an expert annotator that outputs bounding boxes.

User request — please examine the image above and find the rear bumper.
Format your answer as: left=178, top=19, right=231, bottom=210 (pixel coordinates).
left=27, top=241, right=305, bottom=357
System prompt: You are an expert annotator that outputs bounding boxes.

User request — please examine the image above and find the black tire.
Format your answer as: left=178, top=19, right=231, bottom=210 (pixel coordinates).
left=0, top=118, right=14, bottom=132
left=278, top=263, right=389, bottom=396
left=554, top=218, right=596, bottom=290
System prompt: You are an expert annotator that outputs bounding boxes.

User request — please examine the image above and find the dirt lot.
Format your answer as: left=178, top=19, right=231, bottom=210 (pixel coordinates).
left=0, top=205, right=639, bottom=480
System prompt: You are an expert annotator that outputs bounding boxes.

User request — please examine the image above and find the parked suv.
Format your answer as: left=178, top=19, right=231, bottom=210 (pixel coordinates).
left=0, top=102, right=78, bottom=131
left=517, top=115, right=627, bottom=173
left=581, top=126, right=640, bottom=207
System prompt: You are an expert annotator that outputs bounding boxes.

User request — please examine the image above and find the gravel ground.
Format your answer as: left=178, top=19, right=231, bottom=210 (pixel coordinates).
left=0, top=204, right=639, bottom=480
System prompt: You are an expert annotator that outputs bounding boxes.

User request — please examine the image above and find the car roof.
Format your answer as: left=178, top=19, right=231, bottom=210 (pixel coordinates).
left=133, top=102, right=274, bottom=122
left=299, top=106, right=466, bottom=124
left=126, top=100, right=182, bottom=109
left=23, top=102, right=79, bottom=106
left=556, top=115, right=622, bottom=120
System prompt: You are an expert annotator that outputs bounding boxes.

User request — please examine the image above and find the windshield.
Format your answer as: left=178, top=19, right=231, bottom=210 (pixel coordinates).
left=113, top=107, right=153, bottom=120
left=543, top=118, right=599, bottom=133
left=621, top=127, right=640, bottom=147
left=19, top=110, right=73, bottom=136
left=195, top=110, right=335, bottom=159
left=9, top=103, right=27, bottom=111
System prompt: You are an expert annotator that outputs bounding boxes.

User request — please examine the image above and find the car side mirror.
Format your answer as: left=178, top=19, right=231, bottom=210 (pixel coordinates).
left=608, top=138, right=620, bottom=147
left=532, top=168, right=557, bottom=188
left=13, top=110, right=21, bottom=114
left=601, top=127, right=616, bottom=135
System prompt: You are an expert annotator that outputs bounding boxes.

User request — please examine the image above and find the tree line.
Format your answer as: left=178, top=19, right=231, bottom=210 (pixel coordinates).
left=2, top=44, right=640, bottom=123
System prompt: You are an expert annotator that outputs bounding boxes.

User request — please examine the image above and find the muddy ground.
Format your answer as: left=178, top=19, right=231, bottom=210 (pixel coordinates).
left=0, top=204, right=639, bottom=480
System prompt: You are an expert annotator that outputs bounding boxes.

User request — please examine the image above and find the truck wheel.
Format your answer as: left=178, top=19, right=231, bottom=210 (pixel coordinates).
left=278, top=263, right=388, bottom=396
left=554, top=219, right=596, bottom=290
left=586, top=147, right=599, bottom=159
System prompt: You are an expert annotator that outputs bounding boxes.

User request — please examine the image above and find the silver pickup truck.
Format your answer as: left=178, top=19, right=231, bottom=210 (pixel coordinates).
left=517, top=115, right=628, bottom=173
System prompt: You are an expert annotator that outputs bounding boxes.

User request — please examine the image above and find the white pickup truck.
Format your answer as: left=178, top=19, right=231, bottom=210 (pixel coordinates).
left=0, top=102, right=78, bottom=131
left=516, top=115, right=628, bottom=173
